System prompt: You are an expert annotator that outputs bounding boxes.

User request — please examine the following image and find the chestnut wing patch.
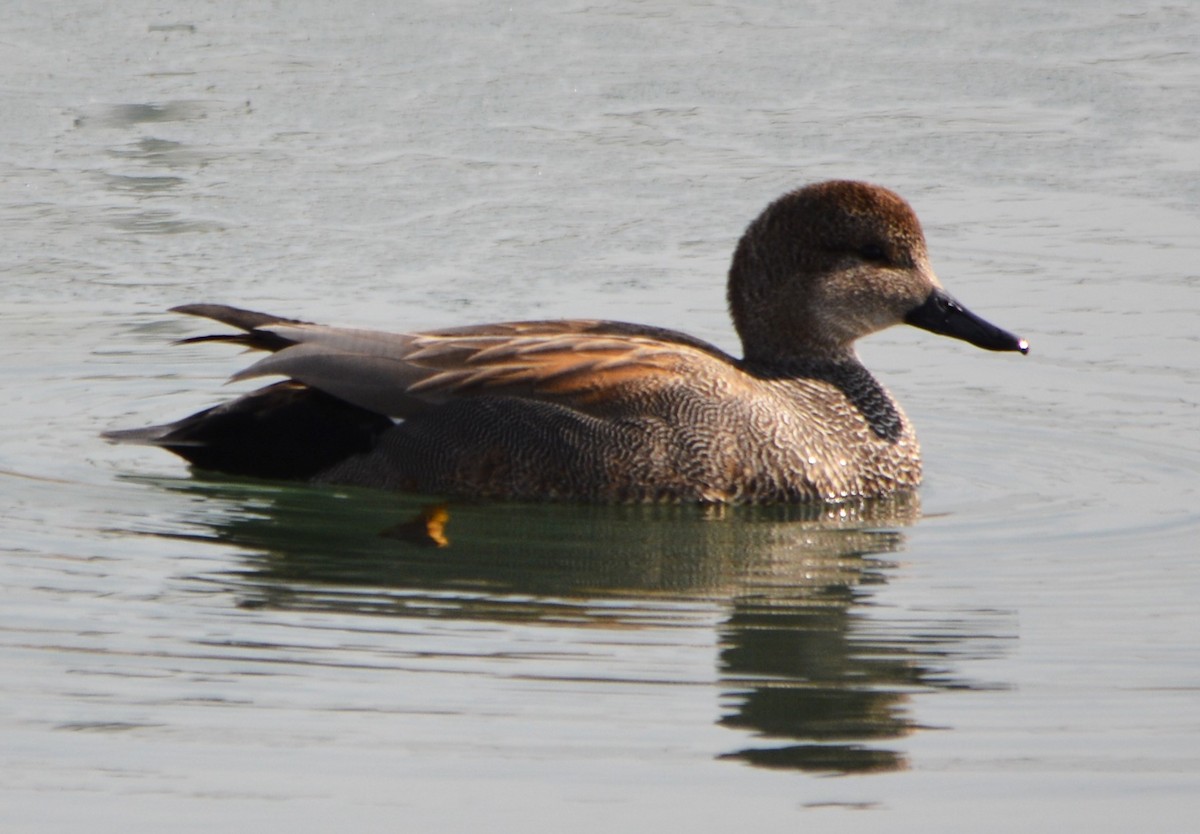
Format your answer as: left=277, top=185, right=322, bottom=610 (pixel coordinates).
left=230, top=320, right=739, bottom=418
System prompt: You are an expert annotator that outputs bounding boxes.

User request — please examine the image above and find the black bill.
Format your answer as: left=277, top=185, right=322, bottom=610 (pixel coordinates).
left=904, top=288, right=1029, bottom=354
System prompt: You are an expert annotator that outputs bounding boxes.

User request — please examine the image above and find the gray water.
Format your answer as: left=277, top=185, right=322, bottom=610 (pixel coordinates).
left=3, top=1, right=1199, bottom=831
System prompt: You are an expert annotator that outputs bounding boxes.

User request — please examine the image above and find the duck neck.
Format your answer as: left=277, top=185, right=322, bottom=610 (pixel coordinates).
left=739, top=341, right=861, bottom=376
left=741, top=352, right=907, bottom=443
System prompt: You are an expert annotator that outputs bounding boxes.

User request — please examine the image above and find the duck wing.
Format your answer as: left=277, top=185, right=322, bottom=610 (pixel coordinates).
left=173, top=305, right=740, bottom=418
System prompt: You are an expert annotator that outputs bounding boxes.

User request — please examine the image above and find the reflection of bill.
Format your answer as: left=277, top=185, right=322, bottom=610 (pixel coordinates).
left=139, top=478, right=1011, bottom=777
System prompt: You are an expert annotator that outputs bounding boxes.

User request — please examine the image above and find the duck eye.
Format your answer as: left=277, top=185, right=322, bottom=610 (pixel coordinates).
left=858, top=243, right=889, bottom=263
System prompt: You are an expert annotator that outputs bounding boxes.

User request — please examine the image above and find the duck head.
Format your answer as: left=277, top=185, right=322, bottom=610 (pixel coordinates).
left=728, top=180, right=1028, bottom=365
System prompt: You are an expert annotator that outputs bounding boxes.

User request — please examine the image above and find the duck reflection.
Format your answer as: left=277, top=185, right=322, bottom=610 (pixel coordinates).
left=718, top=585, right=913, bottom=774
left=140, top=476, right=1008, bottom=775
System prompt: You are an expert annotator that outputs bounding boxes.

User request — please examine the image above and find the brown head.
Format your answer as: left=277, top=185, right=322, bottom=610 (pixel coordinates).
left=728, top=181, right=1027, bottom=365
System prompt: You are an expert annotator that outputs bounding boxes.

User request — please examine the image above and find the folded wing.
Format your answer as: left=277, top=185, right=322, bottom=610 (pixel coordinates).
left=173, top=304, right=741, bottom=419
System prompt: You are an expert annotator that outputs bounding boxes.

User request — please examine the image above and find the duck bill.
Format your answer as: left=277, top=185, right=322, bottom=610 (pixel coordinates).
left=904, top=288, right=1029, bottom=354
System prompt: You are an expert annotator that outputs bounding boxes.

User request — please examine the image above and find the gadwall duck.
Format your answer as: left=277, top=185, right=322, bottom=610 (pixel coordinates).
left=107, top=181, right=1028, bottom=503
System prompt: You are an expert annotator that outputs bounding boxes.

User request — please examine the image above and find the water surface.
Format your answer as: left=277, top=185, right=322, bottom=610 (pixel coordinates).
left=3, top=1, right=1199, bottom=831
